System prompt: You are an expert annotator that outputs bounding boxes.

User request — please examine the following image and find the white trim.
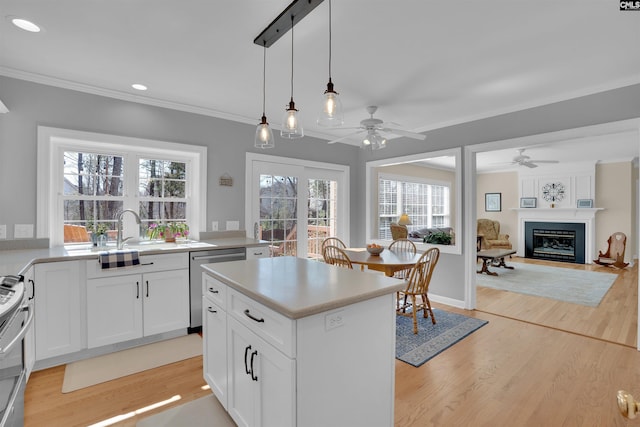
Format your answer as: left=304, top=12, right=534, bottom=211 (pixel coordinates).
left=244, top=152, right=350, bottom=250
left=365, top=148, right=462, bottom=255
left=37, top=126, right=206, bottom=247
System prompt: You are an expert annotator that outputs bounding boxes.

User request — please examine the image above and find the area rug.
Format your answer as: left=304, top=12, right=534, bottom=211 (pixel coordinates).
left=476, top=262, right=618, bottom=307
left=137, top=395, right=235, bottom=427
left=396, top=308, right=488, bottom=367
left=62, top=334, right=202, bottom=393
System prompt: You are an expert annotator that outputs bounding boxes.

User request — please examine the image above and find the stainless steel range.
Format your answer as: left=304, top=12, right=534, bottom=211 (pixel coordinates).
left=0, top=275, right=34, bottom=427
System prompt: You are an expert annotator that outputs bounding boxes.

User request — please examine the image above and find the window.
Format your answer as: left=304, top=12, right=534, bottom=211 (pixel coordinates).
left=378, top=174, right=450, bottom=240
left=38, top=127, right=206, bottom=247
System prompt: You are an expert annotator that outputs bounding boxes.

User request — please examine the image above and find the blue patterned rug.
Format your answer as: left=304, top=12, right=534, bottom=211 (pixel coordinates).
left=476, top=262, right=617, bottom=307
left=396, top=308, right=488, bottom=367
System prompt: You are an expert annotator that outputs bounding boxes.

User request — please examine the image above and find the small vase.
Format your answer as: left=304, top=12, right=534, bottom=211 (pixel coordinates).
left=98, top=234, right=107, bottom=247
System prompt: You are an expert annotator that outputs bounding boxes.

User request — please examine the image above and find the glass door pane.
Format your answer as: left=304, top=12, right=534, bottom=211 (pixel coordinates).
left=259, top=174, right=298, bottom=257
left=307, top=178, right=338, bottom=261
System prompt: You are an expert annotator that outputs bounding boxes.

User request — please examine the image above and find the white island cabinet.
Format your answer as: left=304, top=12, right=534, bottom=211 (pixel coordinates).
left=202, top=257, right=404, bottom=427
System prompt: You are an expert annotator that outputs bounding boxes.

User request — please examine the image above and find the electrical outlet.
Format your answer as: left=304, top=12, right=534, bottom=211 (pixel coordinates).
left=211, top=221, right=218, bottom=231
left=0, top=225, right=6, bottom=239
left=226, top=220, right=239, bottom=231
left=14, top=224, right=34, bottom=239
left=325, top=310, right=345, bottom=331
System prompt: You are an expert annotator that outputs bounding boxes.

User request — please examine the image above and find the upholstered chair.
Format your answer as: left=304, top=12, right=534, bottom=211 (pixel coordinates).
left=476, top=219, right=512, bottom=250
left=390, top=223, right=408, bottom=240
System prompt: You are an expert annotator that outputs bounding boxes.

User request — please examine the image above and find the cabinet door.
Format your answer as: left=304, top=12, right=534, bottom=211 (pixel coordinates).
left=23, top=266, right=36, bottom=380
left=227, top=317, right=295, bottom=427
left=203, top=297, right=227, bottom=409
left=34, top=261, right=83, bottom=361
left=143, top=269, right=189, bottom=336
left=87, top=275, right=143, bottom=348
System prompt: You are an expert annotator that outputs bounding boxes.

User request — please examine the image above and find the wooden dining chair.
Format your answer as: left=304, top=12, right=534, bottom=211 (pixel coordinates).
left=389, top=238, right=417, bottom=278
left=322, top=245, right=353, bottom=269
left=396, top=247, right=440, bottom=334
left=322, top=237, right=346, bottom=251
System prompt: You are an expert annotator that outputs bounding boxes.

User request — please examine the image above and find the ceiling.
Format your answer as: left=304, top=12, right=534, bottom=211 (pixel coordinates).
left=1, top=1, right=639, bottom=166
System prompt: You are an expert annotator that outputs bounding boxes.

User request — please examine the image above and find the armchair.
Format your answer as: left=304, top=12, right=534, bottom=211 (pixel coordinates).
left=477, top=219, right=512, bottom=250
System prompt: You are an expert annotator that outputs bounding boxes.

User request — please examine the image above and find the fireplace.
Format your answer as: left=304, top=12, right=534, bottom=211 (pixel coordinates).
left=524, top=222, right=585, bottom=264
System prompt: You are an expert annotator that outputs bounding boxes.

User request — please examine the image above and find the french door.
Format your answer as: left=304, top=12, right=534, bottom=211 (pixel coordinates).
left=245, top=154, right=349, bottom=259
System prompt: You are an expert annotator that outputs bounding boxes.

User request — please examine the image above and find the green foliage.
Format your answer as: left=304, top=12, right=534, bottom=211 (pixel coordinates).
left=147, top=222, right=189, bottom=240
left=86, top=221, right=109, bottom=235
left=425, top=231, right=452, bottom=245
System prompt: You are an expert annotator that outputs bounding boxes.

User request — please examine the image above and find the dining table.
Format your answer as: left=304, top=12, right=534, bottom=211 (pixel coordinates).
left=343, top=248, right=423, bottom=277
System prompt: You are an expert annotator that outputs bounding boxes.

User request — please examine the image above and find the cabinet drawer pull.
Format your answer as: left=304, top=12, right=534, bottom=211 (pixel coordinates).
left=244, top=345, right=252, bottom=375
left=244, top=309, right=265, bottom=323
left=208, top=288, right=219, bottom=294
left=250, top=350, right=258, bottom=381
left=207, top=306, right=217, bottom=313
left=28, top=279, right=35, bottom=300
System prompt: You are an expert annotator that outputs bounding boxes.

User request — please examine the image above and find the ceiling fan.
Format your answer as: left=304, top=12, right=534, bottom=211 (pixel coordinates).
left=509, top=148, right=559, bottom=168
left=326, top=106, right=427, bottom=149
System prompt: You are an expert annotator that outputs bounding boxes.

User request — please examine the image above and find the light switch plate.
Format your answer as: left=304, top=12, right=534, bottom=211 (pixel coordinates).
left=226, top=221, right=239, bottom=231
left=0, top=225, right=6, bottom=239
left=14, top=224, right=34, bottom=239
left=211, top=221, right=218, bottom=231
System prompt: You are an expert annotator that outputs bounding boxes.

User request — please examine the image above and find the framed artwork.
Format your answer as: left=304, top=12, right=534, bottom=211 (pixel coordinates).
left=485, top=193, right=501, bottom=212
left=520, top=197, right=537, bottom=208
left=577, top=199, right=593, bottom=208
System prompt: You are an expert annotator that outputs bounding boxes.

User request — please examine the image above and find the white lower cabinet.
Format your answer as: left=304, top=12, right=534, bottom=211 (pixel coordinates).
left=86, top=254, right=189, bottom=348
left=203, top=297, right=228, bottom=408
left=34, top=261, right=83, bottom=361
left=227, top=316, right=295, bottom=427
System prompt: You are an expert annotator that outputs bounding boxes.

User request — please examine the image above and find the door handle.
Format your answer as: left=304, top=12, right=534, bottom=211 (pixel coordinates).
left=250, top=350, right=258, bottom=381
left=28, top=278, right=35, bottom=300
left=244, top=345, right=252, bottom=375
left=136, top=281, right=140, bottom=299
left=146, top=280, right=149, bottom=298
left=208, top=288, right=219, bottom=294
left=207, top=306, right=217, bottom=314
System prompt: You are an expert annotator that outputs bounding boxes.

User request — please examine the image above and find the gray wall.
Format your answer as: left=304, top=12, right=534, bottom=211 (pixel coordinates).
left=2, top=75, right=639, bottom=304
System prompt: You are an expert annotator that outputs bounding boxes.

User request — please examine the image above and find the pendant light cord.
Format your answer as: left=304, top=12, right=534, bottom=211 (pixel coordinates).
left=290, top=15, right=294, bottom=100
left=262, top=42, right=267, bottom=116
left=328, top=0, right=332, bottom=80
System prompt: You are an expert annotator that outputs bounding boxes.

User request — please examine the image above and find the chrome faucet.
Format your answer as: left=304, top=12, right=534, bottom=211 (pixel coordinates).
left=116, top=209, right=141, bottom=250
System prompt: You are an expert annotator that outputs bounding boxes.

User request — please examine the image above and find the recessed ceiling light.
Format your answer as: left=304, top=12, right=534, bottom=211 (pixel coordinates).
left=10, top=17, right=41, bottom=33
left=131, top=84, right=148, bottom=91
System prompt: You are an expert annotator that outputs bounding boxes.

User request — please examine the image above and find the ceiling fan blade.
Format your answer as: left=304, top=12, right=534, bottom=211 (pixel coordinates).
left=326, top=130, right=364, bottom=144
left=521, top=161, right=538, bottom=168
left=529, top=160, right=559, bottom=164
left=380, top=127, right=426, bottom=140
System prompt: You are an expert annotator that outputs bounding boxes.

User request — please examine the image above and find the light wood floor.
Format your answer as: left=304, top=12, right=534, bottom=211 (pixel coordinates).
left=25, top=261, right=640, bottom=426
left=476, top=257, right=638, bottom=347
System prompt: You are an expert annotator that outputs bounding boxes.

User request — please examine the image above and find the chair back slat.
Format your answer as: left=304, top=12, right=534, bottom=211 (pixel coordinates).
left=322, top=237, right=346, bottom=251
left=405, top=248, right=440, bottom=295
left=389, top=238, right=416, bottom=254
left=323, top=245, right=353, bottom=269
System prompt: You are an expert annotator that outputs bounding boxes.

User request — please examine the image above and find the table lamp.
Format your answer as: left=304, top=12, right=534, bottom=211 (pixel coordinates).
left=398, top=214, right=412, bottom=227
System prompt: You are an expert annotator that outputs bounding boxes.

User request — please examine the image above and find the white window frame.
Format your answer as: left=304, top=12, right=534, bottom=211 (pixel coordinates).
left=37, top=126, right=207, bottom=247
left=244, top=153, right=350, bottom=254
left=378, top=172, right=451, bottom=233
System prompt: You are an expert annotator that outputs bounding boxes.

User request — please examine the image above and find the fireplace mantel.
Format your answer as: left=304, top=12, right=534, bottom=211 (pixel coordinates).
left=512, top=207, right=604, bottom=263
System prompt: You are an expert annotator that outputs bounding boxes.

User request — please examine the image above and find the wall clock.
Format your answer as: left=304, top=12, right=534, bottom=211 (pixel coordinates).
left=542, top=182, right=565, bottom=202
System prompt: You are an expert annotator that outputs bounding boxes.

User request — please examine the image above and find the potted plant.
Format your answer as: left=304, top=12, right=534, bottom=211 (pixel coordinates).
left=87, top=221, right=109, bottom=246
left=147, top=222, right=189, bottom=242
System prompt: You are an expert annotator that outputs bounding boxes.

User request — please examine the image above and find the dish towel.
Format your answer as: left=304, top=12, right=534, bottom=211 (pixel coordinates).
left=98, top=250, right=140, bottom=269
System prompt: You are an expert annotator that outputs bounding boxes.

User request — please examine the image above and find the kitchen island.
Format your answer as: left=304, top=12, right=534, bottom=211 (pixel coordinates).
left=202, top=256, right=405, bottom=427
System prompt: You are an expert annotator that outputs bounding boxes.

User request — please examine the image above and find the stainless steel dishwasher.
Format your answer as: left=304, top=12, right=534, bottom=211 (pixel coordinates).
left=189, top=248, right=246, bottom=331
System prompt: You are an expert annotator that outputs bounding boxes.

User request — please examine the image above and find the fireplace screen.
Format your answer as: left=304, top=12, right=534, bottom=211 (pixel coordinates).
left=532, top=229, right=576, bottom=262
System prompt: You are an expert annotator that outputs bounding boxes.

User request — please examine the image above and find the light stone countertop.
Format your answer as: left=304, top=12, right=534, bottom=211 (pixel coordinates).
left=0, top=237, right=267, bottom=276
left=202, top=257, right=406, bottom=319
